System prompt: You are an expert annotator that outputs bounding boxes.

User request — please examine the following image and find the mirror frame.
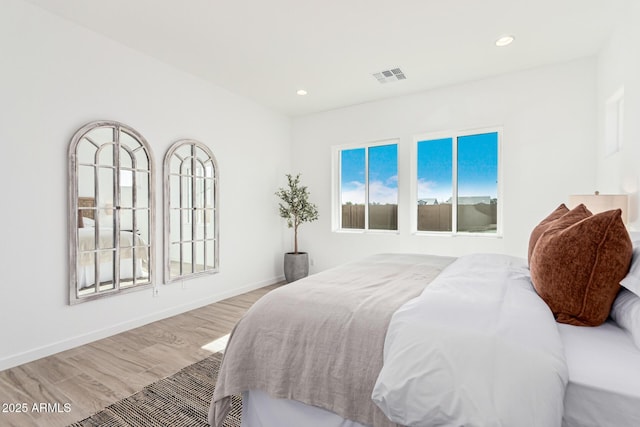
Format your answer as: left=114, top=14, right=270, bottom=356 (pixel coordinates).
left=163, top=139, right=219, bottom=283
left=68, top=120, right=155, bottom=304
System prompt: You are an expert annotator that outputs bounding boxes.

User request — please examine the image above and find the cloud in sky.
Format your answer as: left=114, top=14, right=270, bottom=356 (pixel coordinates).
left=342, top=180, right=398, bottom=204
left=369, top=180, right=398, bottom=204
left=417, top=178, right=450, bottom=203
left=341, top=181, right=365, bottom=204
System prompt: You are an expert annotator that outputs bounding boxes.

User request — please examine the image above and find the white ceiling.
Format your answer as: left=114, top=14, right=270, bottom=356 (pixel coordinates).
left=23, top=0, right=628, bottom=117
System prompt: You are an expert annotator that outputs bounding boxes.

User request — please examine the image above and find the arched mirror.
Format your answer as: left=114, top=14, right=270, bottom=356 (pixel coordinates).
left=68, top=120, right=155, bottom=304
left=164, top=139, right=219, bottom=283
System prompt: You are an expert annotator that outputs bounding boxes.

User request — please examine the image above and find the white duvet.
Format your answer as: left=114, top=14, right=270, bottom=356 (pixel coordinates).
left=372, top=253, right=568, bottom=427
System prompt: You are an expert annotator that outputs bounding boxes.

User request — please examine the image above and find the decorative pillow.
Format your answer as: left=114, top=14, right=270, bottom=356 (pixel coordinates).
left=621, top=245, right=640, bottom=297
left=610, top=288, right=640, bottom=350
left=527, top=204, right=591, bottom=264
left=530, top=209, right=632, bottom=326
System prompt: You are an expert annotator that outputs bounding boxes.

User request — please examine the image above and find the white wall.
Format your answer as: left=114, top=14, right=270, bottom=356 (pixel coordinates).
left=0, top=0, right=291, bottom=370
left=291, top=58, right=598, bottom=272
left=596, top=2, right=640, bottom=229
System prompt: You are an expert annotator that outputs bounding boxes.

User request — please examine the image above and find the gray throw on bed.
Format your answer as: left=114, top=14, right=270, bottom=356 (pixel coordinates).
left=209, top=253, right=455, bottom=427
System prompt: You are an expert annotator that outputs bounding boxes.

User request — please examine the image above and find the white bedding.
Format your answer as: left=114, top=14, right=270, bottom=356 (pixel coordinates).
left=210, top=253, right=453, bottom=427
left=372, top=253, right=568, bottom=427
left=241, top=319, right=640, bottom=427
left=559, top=320, right=640, bottom=427
left=231, top=253, right=640, bottom=426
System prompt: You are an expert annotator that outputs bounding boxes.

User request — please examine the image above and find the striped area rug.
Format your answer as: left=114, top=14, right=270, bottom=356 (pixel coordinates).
left=67, top=352, right=241, bottom=427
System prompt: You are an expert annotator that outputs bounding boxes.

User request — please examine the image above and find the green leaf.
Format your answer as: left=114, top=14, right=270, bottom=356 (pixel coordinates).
left=275, top=173, right=319, bottom=252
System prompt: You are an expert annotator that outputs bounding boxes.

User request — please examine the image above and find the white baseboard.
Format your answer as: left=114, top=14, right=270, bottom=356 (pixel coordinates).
left=0, top=275, right=284, bottom=372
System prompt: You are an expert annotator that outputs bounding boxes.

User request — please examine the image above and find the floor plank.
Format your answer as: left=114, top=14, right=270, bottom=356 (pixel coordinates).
left=0, top=282, right=282, bottom=427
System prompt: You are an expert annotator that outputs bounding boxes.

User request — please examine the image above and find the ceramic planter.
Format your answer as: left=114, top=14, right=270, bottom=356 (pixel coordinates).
left=284, top=252, right=309, bottom=283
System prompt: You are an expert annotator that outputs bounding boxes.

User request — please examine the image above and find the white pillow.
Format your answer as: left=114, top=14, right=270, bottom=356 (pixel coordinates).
left=610, top=288, right=640, bottom=350
left=82, top=217, right=95, bottom=227
left=621, top=245, right=640, bottom=297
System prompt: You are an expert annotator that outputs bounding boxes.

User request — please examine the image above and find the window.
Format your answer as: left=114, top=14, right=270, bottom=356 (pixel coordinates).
left=336, top=141, right=398, bottom=231
left=415, top=129, right=500, bottom=234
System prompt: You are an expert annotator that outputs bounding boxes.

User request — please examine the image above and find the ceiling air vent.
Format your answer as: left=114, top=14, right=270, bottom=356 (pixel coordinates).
left=372, top=68, right=406, bottom=84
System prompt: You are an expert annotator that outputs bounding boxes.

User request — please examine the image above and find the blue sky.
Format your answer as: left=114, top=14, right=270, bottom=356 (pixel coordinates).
left=417, top=137, right=452, bottom=203
left=456, top=132, right=498, bottom=200
left=418, top=132, right=498, bottom=203
left=341, top=133, right=497, bottom=204
left=341, top=144, right=398, bottom=204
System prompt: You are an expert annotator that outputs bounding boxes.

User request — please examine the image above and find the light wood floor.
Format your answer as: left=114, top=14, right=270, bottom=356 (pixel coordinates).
left=0, top=283, right=282, bottom=427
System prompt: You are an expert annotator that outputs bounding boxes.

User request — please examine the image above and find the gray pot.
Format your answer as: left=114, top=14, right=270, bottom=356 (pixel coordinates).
left=284, top=252, right=309, bottom=283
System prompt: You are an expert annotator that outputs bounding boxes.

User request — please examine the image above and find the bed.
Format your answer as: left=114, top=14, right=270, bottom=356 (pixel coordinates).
left=208, top=205, right=640, bottom=427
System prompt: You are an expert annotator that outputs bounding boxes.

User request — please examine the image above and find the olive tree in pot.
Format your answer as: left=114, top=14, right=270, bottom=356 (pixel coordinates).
left=275, top=173, right=319, bottom=283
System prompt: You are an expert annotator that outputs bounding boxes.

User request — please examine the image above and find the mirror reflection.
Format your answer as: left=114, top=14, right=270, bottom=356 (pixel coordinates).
left=69, top=121, right=155, bottom=303
left=164, top=139, right=218, bottom=283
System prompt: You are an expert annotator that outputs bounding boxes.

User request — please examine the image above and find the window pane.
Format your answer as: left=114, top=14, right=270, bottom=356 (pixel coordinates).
left=195, top=241, right=206, bottom=272
left=98, top=144, right=115, bottom=167
left=78, top=165, right=95, bottom=199
left=135, top=209, right=150, bottom=243
left=97, top=250, right=115, bottom=290
left=77, top=139, right=98, bottom=164
left=135, top=171, right=149, bottom=208
left=133, top=246, right=150, bottom=285
left=204, top=208, right=215, bottom=238
left=417, top=138, right=453, bottom=232
left=169, top=242, right=181, bottom=278
left=340, top=148, right=365, bottom=229
left=205, top=239, right=215, bottom=270
left=182, top=209, right=193, bottom=241
left=368, top=144, right=398, bottom=230
left=134, top=147, right=149, bottom=171
left=97, top=167, right=114, bottom=212
left=195, top=177, right=205, bottom=209
left=196, top=212, right=205, bottom=239
left=170, top=208, right=181, bottom=244
left=182, top=243, right=193, bottom=274
left=120, top=178, right=133, bottom=208
left=119, top=147, right=133, bottom=169
left=457, top=132, right=498, bottom=233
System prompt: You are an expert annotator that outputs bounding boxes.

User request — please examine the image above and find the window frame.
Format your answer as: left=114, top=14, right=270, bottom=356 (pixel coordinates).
left=410, top=127, right=503, bottom=236
left=332, top=138, right=400, bottom=233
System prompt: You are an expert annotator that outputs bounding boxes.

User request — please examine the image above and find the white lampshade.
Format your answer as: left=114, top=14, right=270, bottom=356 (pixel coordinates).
left=568, top=192, right=628, bottom=224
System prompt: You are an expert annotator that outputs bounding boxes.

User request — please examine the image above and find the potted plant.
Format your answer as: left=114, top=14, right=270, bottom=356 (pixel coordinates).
left=275, top=173, right=319, bottom=282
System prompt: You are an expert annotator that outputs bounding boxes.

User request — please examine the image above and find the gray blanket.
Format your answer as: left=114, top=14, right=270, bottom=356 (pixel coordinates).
left=209, top=253, right=454, bottom=427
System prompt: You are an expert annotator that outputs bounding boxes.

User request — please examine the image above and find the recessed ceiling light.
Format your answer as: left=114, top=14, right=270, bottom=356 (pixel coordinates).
left=495, top=35, right=515, bottom=47
left=296, top=89, right=307, bottom=96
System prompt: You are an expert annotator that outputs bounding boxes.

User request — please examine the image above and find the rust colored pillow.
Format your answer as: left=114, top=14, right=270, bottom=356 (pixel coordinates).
left=527, top=204, right=591, bottom=264
left=530, top=209, right=632, bottom=326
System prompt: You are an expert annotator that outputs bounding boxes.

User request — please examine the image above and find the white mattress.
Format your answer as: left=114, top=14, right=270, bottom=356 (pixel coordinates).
left=241, top=320, right=640, bottom=427
left=558, top=320, right=640, bottom=427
